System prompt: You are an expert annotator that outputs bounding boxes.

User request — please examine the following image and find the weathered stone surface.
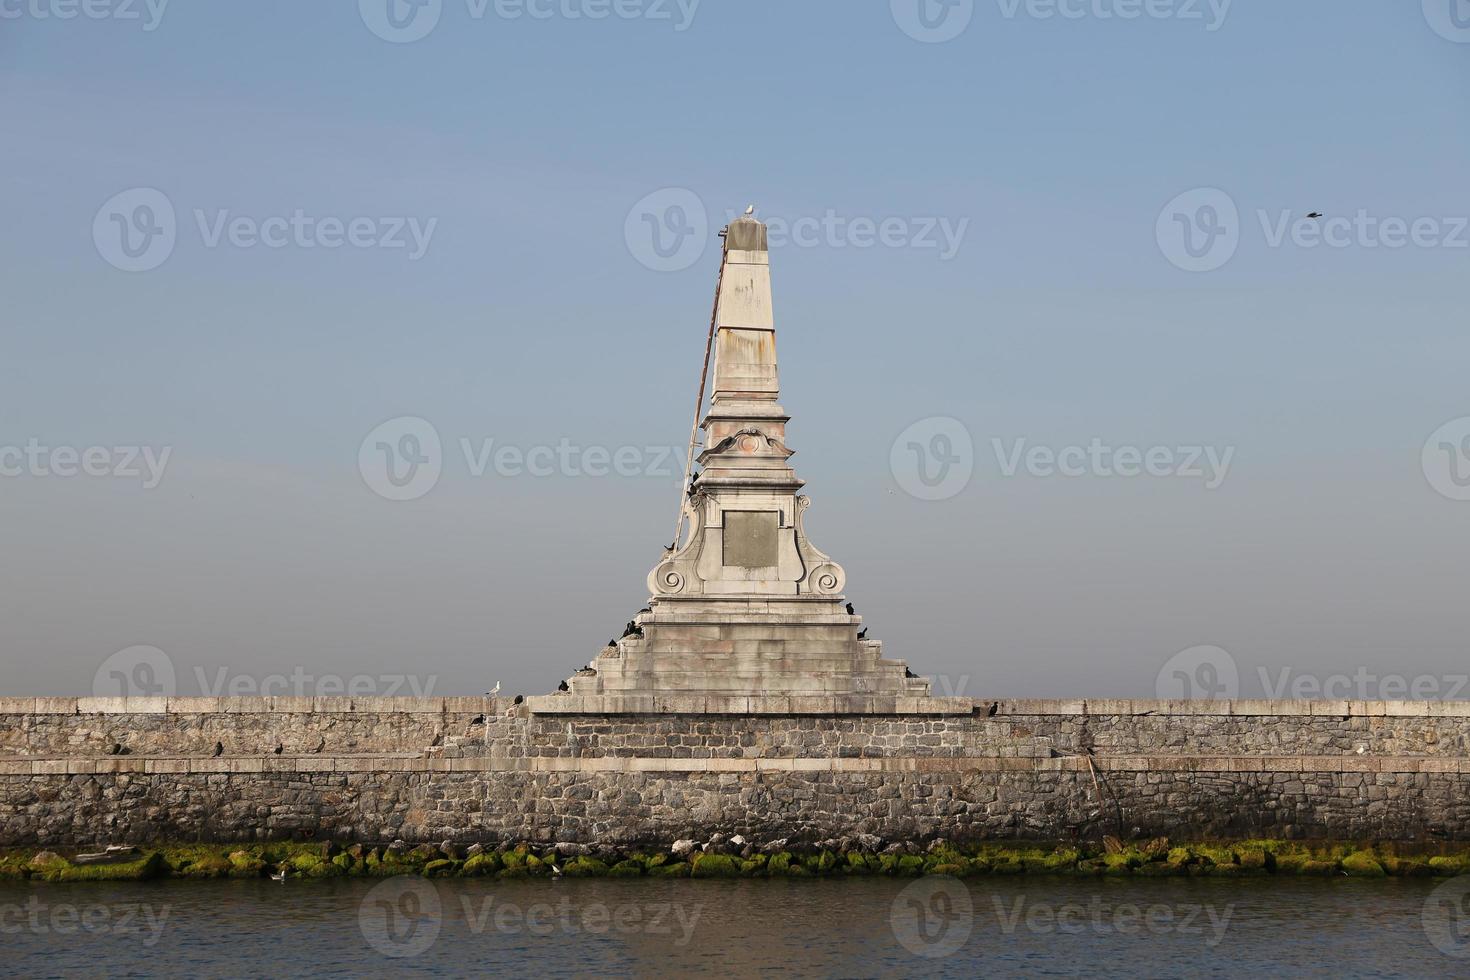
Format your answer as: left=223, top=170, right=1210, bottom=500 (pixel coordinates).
left=2, top=698, right=1469, bottom=846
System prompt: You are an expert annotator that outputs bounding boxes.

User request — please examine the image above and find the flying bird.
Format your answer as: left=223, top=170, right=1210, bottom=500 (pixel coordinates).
left=1306, top=211, right=1323, bottom=219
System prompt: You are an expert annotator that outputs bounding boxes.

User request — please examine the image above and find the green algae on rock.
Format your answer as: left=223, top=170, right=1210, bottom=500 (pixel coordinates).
left=1, top=839, right=1468, bottom=883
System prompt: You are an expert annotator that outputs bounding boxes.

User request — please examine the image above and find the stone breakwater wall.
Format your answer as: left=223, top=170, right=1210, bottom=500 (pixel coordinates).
left=2, top=696, right=1469, bottom=847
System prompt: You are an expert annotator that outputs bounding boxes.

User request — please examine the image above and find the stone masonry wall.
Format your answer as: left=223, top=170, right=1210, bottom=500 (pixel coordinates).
left=2, top=697, right=1469, bottom=847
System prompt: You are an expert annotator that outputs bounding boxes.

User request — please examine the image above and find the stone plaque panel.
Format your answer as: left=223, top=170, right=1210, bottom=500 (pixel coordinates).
left=723, top=511, right=779, bottom=568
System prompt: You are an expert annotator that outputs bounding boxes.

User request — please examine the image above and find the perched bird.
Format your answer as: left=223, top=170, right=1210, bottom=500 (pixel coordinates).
left=988, top=702, right=999, bottom=717
left=744, top=204, right=756, bottom=216
left=211, top=741, right=224, bottom=758
left=857, top=628, right=868, bottom=640
left=270, top=867, right=288, bottom=882
left=904, top=667, right=915, bottom=679
left=1306, top=211, right=1323, bottom=219
left=558, top=680, right=569, bottom=692
left=845, top=602, right=856, bottom=616
left=664, top=542, right=676, bottom=552
left=607, top=638, right=619, bottom=648
left=470, top=715, right=485, bottom=726
left=638, top=607, right=651, bottom=616
left=312, top=736, right=326, bottom=754
left=488, top=681, right=501, bottom=697
left=273, top=744, right=284, bottom=755
left=513, top=695, right=524, bottom=705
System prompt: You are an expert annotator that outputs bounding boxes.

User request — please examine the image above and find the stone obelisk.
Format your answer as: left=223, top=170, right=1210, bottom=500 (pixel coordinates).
left=566, top=213, right=928, bottom=699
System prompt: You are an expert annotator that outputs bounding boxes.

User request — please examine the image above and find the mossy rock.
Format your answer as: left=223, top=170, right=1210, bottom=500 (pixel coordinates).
left=563, top=857, right=610, bottom=878
left=304, top=863, right=341, bottom=879
left=289, top=853, right=325, bottom=874
left=739, top=859, right=765, bottom=877
left=991, top=859, right=1026, bottom=875
left=608, top=860, right=644, bottom=878
left=1135, top=861, right=1184, bottom=877
left=1341, top=852, right=1386, bottom=878
left=691, top=853, right=741, bottom=878
left=1165, top=847, right=1195, bottom=867
left=229, top=851, right=267, bottom=878
left=1027, top=849, right=1079, bottom=874
left=768, top=853, right=792, bottom=875
left=1429, top=856, right=1470, bottom=876
left=1075, top=858, right=1108, bottom=875
left=496, top=866, right=530, bottom=879
left=785, top=865, right=811, bottom=877
left=501, top=850, right=527, bottom=870
left=645, top=853, right=669, bottom=869
left=1382, top=857, right=1433, bottom=877
left=649, top=861, right=690, bottom=878
left=844, top=852, right=874, bottom=874
left=1100, top=853, right=1135, bottom=876
left=461, top=853, right=502, bottom=876
left=1205, top=862, right=1244, bottom=877
left=178, top=854, right=233, bottom=879
left=929, top=863, right=966, bottom=876
left=332, top=853, right=356, bottom=873
left=525, top=855, right=548, bottom=876
left=1298, top=860, right=1339, bottom=876
left=876, top=854, right=898, bottom=875
left=1236, top=848, right=1272, bottom=874
left=1193, top=845, right=1237, bottom=869
left=40, top=852, right=166, bottom=883
left=896, top=855, right=925, bottom=877
left=422, top=859, right=460, bottom=878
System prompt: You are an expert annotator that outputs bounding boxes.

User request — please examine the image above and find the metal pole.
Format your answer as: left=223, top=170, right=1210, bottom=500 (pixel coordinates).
left=671, top=232, right=727, bottom=550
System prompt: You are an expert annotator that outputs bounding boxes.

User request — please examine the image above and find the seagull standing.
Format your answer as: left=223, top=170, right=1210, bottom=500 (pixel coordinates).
left=744, top=204, right=756, bottom=216
left=487, top=681, right=501, bottom=697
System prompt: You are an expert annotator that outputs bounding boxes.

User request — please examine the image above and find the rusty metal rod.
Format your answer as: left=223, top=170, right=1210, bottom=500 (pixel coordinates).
left=670, top=230, right=727, bottom=551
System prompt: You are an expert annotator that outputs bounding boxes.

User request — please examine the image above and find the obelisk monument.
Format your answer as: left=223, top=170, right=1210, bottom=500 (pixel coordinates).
left=565, top=212, right=928, bottom=698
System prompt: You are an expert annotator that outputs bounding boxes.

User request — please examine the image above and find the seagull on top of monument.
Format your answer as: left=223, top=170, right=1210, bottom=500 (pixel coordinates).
left=744, top=204, right=755, bottom=215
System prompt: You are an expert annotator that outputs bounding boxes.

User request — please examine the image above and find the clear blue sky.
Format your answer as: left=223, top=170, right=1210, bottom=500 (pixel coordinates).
left=3, top=1, right=1468, bottom=697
